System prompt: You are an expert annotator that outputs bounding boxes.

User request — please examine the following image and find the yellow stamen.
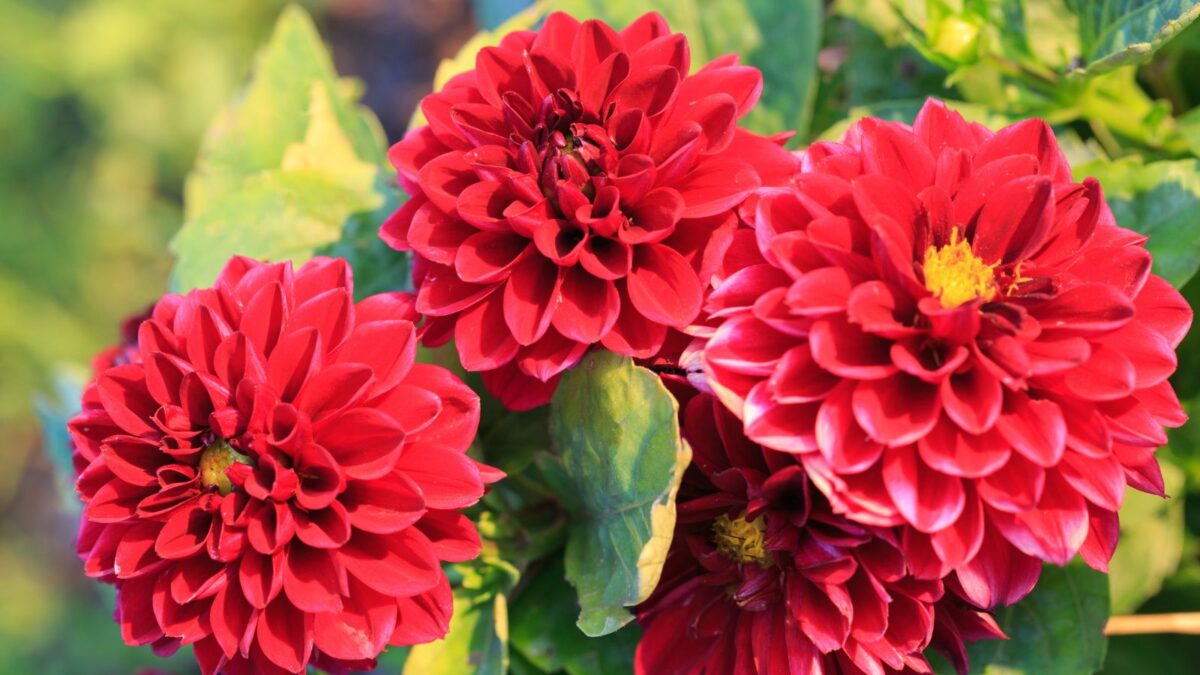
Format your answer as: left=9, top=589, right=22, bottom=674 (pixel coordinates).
left=922, top=227, right=998, bottom=307
left=713, top=513, right=771, bottom=567
left=198, top=440, right=248, bottom=495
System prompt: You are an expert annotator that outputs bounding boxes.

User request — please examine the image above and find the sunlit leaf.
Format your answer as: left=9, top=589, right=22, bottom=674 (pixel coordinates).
left=545, top=351, right=690, bottom=637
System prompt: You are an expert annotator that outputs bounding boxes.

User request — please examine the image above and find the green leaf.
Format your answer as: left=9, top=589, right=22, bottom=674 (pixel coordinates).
left=509, top=557, right=640, bottom=675
left=1108, top=461, right=1186, bottom=614
left=1068, top=0, right=1200, bottom=77
left=966, top=561, right=1110, bottom=675
left=171, top=6, right=389, bottom=291
left=546, top=351, right=691, bottom=637
left=403, top=587, right=509, bottom=675
left=1074, top=156, right=1200, bottom=288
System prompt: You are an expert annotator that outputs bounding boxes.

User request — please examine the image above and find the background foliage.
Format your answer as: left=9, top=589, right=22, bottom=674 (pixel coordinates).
left=7, top=0, right=1200, bottom=673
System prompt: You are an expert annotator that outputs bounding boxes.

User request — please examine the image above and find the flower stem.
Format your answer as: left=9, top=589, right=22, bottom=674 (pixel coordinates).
left=1105, top=613, right=1200, bottom=636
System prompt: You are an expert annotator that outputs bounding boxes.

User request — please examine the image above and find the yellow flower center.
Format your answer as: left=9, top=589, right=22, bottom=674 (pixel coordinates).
left=922, top=227, right=998, bottom=307
left=198, top=440, right=249, bottom=495
left=713, top=513, right=771, bottom=567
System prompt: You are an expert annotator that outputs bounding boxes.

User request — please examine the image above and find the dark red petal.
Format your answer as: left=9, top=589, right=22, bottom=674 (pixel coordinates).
left=395, top=441, right=485, bottom=510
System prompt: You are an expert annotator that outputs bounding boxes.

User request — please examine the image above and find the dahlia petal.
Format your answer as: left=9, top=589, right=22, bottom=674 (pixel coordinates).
left=407, top=201, right=479, bottom=267
left=917, top=421, right=1010, bottom=479
left=1058, top=452, right=1125, bottom=511
left=1104, top=321, right=1177, bottom=389
left=119, top=575, right=164, bottom=646
left=913, top=99, right=980, bottom=155
left=454, top=231, right=531, bottom=286
left=294, top=502, right=352, bottom=550
left=552, top=268, right=620, bottom=343
left=395, top=441, right=485, bottom=510
left=882, top=445, right=966, bottom=533
left=930, top=489, right=985, bottom=570
left=950, top=154, right=1039, bottom=228
left=97, top=365, right=158, bottom=436
left=293, top=362, right=373, bottom=420
left=156, top=504, right=212, bottom=560
left=313, top=578, right=398, bottom=660
left=675, top=158, right=761, bottom=219
left=1066, top=243, right=1151, bottom=299
left=256, top=598, right=313, bottom=672
left=970, top=175, right=1053, bottom=264
left=170, top=557, right=227, bottom=605
left=101, top=436, right=167, bottom=487
left=990, top=471, right=1088, bottom=565
left=810, top=316, right=897, bottom=380
left=977, top=453, right=1044, bottom=513
left=624, top=187, right=684, bottom=244
left=265, top=327, right=321, bottom=403
left=239, top=282, right=287, bottom=359
left=282, top=544, right=343, bottom=613
left=630, top=31, right=689, bottom=79
left=515, top=329, right=589, bottom=381
left=1079, top=504, right=1119, bottom=572
left=744, top=382, right=819, bottom=454
left=417, top=510, right=482, bottom=563
left=315, top=408, right=404, bottom=481
left=600, top=282, right=668, bottom=358
left=996, top=394, right=1065, bottom=467
left=481, top=361, right=560, bottom=411
left=389, top=576, right=454, bottom=645
left=333, top=320, right=416, bottom=395
left=342, top=529, right=442, bottom=598
left=974, top=118, right=1068, bottom=182
left=239, top=551, right=284, bottom=610
left=115, top=521, right=164, bottom=579
left=290, top=288, right=352, bottom=353
left=816, top=384, right=885, bottom=473
left=940, top=367, right=1002, bottom=434
left=789, top=577, right=851, bottom=652
left=852, top=375, right=940, bottom=447
left=955, top=524, right=1041, bottom=607
left=1133, top=275, right=1192, bottom=348
left=1033, top=282, right=1134, bottom=333
left=210, top=580, right=253, bottom=659
left=859, top=118, right=935, bottom=190
left=1063, top=344, right=1136, bottom=401
left=342, top=473, right=426, bottom=534
left=503, top=255, right=563, bottom=345
left=705, top=315, right=790, bottom=376
left=772, top=346, right=840, bottom=404
left=455, top=291, right=520, bottom=370
left=610, top=64, right=680, bottom=118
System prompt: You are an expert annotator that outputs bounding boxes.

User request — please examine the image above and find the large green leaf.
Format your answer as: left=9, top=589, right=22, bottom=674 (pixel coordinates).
left=1068, top=0, right=1200, bottom=77
left=170, top=6, right=389, bottom=291
left=509, top=557, right=640, bottom=675
left=546, top=351, right=691, bottom=637
left=1075, top=157, right=1200, bottom=288
left=1108, top=461, right=1186, bottom=614
left=966, top=561, right=1110, bottom=675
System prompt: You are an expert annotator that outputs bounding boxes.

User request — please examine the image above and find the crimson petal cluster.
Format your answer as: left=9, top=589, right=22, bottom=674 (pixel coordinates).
left=69, top=256, right=499, bottom=674
left=636, top=384, right=1003, bottom=674
left=382, top=11, right=796, bottom=410
left=702, top=99, right=1191, bottom=606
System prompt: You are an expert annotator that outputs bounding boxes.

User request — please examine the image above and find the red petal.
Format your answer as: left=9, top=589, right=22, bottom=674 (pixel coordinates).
left=395, top=441, right=485, bottom=510
left=255, top=597, right=313, bottom=672
left=882, top=445, right=966, bottom=533
left=455, top=291, right=520, bottom=370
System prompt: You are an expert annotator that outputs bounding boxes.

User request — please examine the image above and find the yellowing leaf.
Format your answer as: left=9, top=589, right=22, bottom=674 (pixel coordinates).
left=546, top=351, right=691, bottom=637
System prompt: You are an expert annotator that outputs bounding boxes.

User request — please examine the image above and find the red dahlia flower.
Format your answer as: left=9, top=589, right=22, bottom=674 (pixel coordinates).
left=69, top=257, right=499, bottom=674
left=382, top=11, right=797, bottom=410
left=702, top=99, right=1192, bottom=607
left=636, top=385, right=1002, bottom=675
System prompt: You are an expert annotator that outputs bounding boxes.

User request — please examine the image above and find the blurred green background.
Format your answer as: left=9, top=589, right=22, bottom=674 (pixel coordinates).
left=5, top=0, right=1200, bottom=672
left=0, top=0, right=473, bottom=671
